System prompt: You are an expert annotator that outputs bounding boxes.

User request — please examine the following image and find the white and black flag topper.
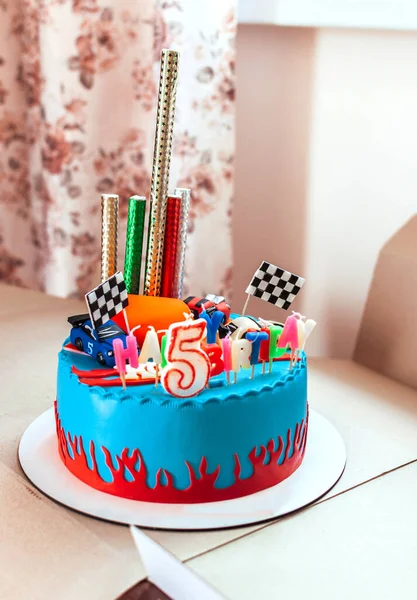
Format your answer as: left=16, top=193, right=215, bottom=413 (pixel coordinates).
left=245, top=261, right=305, bottom=310
left=85, top=271, right=129, bottom=329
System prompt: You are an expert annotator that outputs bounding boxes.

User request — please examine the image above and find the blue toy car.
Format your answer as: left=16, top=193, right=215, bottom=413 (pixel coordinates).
left=68, top=313, right=132, bottom=367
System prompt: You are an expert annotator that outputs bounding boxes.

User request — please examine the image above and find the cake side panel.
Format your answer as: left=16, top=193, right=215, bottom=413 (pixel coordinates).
left=56, top=349, right=308, bottom=503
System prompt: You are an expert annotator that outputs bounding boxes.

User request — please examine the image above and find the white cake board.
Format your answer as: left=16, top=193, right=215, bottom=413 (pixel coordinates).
left=18, top=408, right=346, bottom=530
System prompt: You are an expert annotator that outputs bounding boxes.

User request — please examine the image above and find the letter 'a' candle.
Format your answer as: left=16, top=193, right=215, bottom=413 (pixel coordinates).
left=139, top=327, right=161, bottom=364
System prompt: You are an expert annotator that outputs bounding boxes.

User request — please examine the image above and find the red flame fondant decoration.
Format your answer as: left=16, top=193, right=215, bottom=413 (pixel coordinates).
left=54, top=401, right=308, bottom=504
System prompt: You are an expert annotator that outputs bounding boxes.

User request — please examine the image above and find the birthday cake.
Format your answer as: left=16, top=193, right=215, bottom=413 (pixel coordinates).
left=54, top=49, right=316, bottom=504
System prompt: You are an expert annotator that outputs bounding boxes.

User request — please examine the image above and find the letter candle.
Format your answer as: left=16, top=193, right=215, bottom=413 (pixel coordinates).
left=144, top=49, right=179, bottom=297
left=161, top=318, right=210, bottom=398
left=160, top=194, right=182, bottom=298
left=246, top=331, right=269, bottom=379
left=159, top=331, right=168, bottom=368
left=279, top=313, right=301, bottom=369
left=123, top=195, right=147, bottom=295
left=301, top=319, right=316, bottom=351
left=231, top=339, right=251, bottom=384
left=222, top=335, right=232, bottom=385
left=172, top=187, right=191, bottom=299
left=100, top=194, right=119, bottom=283
left=259, top=328, right=270, bottom=374
left=294, top=316, right=315, bottom=363
left=200, top=309, right=224, bottom=344
left=269, top=325, right=286, bottom=373
left=139, top=326, right=162, bottom=386
left=113, top=334, right=139, bottom=390
left=204, top=344, right=224, bottom=378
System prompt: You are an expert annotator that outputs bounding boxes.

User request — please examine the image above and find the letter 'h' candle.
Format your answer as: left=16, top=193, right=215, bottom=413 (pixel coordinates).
left=113, top=334, right=139, bottom=390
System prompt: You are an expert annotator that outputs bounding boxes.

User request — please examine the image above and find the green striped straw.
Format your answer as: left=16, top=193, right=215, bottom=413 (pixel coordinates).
left=123, top=195, right=147, bottom=295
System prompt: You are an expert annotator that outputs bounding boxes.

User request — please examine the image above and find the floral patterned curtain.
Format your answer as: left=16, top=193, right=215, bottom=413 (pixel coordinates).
left=0, top=0, right=235, bottom=299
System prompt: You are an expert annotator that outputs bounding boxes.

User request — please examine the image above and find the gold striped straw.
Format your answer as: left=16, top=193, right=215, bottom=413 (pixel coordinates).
left=144, top=49, right=179, bottom=296
left=100, top=194, right=119, bottom=283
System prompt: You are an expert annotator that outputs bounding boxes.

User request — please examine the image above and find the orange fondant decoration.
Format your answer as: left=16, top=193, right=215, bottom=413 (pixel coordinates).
left=112, top=294, right=191, bottom=346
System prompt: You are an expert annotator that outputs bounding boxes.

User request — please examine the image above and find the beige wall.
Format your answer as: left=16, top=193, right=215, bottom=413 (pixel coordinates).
left=233, top=25, right=417, bottom=357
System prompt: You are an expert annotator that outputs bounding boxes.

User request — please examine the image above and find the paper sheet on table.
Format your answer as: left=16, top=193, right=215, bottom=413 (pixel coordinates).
left=130, top=526, right=226, bottom=600
left=355, top=215, right=417, bottom=390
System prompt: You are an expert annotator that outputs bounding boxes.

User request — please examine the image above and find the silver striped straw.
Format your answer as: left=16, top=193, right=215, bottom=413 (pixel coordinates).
left=172, top=187, right=190, bottom=299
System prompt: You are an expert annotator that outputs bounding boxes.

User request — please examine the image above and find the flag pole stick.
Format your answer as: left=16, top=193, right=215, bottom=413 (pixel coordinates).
left=241, top=294, right=250, bottom=316
left=123, top=308, right=130, bottom=334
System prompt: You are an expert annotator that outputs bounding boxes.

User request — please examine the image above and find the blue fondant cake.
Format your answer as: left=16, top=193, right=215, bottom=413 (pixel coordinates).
left=55, top=337, right=309, bottom=504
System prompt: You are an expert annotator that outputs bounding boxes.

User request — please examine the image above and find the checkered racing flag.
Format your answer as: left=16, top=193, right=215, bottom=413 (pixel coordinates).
left=85, top=271, right=128, bottom=329
left=245, top=261, right=305, bottom=310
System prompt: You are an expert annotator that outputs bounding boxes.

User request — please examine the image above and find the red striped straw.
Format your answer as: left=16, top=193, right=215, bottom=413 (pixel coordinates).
left=161, top=194, right=182, bottom=298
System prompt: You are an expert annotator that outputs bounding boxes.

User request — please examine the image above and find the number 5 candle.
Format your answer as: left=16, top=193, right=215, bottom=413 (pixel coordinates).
left=161, top=318, right=210, bottom=398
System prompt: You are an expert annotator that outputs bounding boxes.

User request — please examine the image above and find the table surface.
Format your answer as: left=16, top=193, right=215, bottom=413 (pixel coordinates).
left=1, top=283, right=416, bottom=600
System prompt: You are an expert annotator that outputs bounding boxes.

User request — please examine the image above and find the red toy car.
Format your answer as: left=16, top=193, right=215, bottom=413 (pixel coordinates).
left=184, top=295, right=231, bottom=322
